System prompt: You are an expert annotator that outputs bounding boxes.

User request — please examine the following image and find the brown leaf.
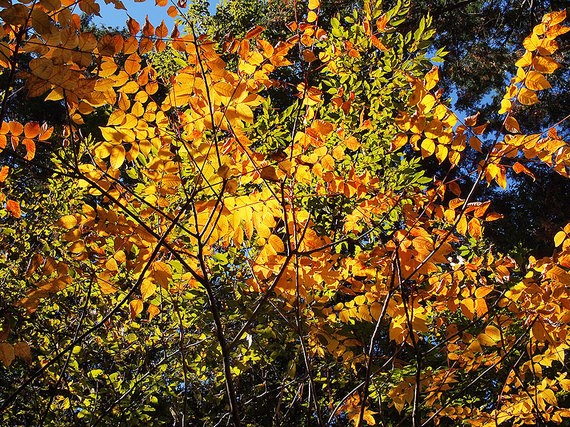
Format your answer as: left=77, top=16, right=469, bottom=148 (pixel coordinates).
left=14, top=342, right=32, bottom=363
left=0, top=343, right=15, bottom=367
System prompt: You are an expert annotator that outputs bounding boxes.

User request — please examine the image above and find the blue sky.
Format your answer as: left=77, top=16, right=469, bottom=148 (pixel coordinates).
left=92, top=0, right=217, bottom=30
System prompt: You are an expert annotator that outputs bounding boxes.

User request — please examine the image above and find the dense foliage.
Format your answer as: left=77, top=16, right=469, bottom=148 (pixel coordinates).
left=0, top=0, right=569, bottom=425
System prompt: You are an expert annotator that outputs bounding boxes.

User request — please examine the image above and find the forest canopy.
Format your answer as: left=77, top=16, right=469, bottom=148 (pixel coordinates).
left=0, top=0, right=569, bottom=425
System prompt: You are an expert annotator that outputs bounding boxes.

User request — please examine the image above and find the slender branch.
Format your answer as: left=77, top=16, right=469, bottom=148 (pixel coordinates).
left=0, top=197, right=192, bottom=414
left=38, top=277, right=94, bottom=426
left=192, top=201, right=241, bottom=426
left=356, top=254, right=397, bottom=427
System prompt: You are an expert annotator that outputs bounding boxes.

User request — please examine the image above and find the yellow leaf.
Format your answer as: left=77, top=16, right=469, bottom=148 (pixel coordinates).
left=542, top=389, right=557, bottom=406
left=307, top=11, right=317, bottom=23
left=460, top=298, right=475, bottom=320
left=515, top=51, right=532, bottom=68
left=269, top=234, right=285, bottom=253
left=499, top=98, right=511, bottom=114
left=141, top=279, right=156, bottom=300
left=56, top=215, right=77, bottom=229
left=554, top=230, right=566, bottom=247
left=518, top=87, right=539, bottom=105
left=525, top=71, right=551, bottom=91
left=105, top=258, right=118, bottom=272
left=485, top=325, right=501, bottom=342
left=533, top=56, right=559, bottom=74
left=434, top=144, right=447, bottom=163
left=69, top=240, right=85, bottom=254
left=308, top=0, right=320, bottom=9
left=477, top=333, right=496, bottom=346
left=424, top=66, right=439, bottom=90
left=456, top=215, right=467, bottom=236
left=523, top=33, right=541, bottom=51
left=110, top=145, right=126, bottom=169
left=421, top=138, right=435, bottom=157
left=98, top=272, right=117, bottom=294
left=100, top=127, right=125, bottom=144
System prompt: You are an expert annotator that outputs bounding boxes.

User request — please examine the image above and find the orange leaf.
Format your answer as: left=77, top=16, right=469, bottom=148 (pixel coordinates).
left=245, top=25, right=264, bottom=39
left=0, top=166, right=9, bottom=182
left=23, top=139, right=35, bottom=160
left=167, top=6, right=177, bottom=18
left=504, top=116, right=520, bottom=133
left=127, top=17, right=140, bottom=35
left=460, top=298, right=475, bottom=321
left=156, top=20, right=168, bottom=38
left=321, top=154, right=335, bottom=171
left=38, top=125, right=53, bottom=141
left=147, top=304, right=160, bottom=321
left=0, top=4, right=30, bottom=27
left=302, top=50, right=317, bottom=62
left=124, top=53, right=141, bottom=75
left=345, top=136, right=361, bottom=150
left=456, top=215, right=467, bottom=235
left=370, top=35, right=387, bottom=51
left=9, top=121, right=23, bottom=136
left=485, top=212, right=503, bottom=221
left=142, top=16, right=155, bottom=37
left=6, top=200, right=21, bottom=218
left=512, top=162, right=535, bottom=180
left=130, top=299, right=144, bottom=319
left=469, top=137, right=481, bottom=152
left=24, top=122, right=40, bottom=139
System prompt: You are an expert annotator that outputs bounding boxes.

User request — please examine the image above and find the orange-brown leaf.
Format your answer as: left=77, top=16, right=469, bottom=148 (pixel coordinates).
left=6, top=200, right=21, bottom=218
left=245, top=25, right=264, bottom=39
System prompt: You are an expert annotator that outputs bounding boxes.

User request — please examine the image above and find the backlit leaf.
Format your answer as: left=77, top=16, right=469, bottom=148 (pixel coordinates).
left=6, top=200, right=21, bottom=218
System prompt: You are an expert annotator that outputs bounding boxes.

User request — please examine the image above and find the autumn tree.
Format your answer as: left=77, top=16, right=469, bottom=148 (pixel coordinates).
left=0, top=0, right=570, bottom=426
